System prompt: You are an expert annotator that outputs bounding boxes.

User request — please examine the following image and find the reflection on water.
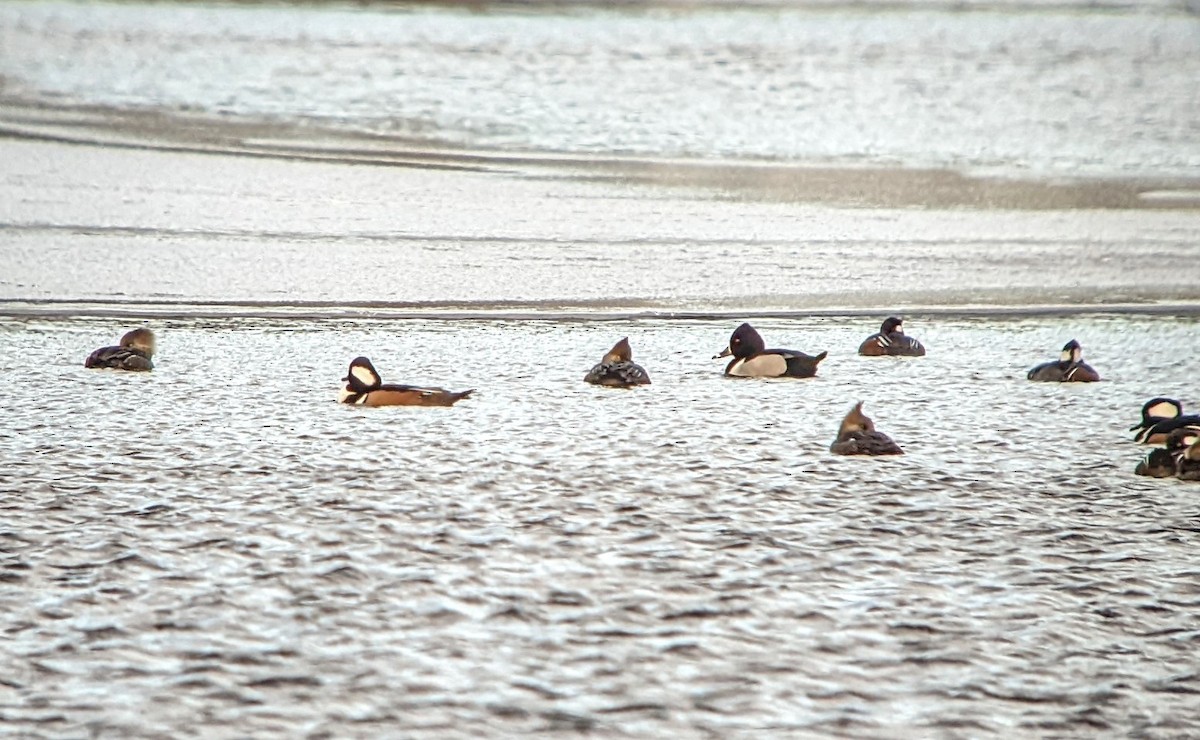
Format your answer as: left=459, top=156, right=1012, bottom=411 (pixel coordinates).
left=2, top=314, right=1199, bottom=736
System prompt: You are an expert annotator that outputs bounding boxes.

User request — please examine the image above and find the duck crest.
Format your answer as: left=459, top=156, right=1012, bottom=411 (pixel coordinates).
left=602, top=337, right=633, bottom=364
left=339, top=356, right=473, bottom=407
left=830, top=401, right=903, bottom=456
left=346, top=356, right=382, bottom=392
left=585, top=337, right=651, bottom=387
left=1131, top=397, right=1200, bottom=444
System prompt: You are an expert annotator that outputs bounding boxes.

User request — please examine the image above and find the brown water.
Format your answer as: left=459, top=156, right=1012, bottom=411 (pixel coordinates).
left=2, top=314, right=1200, bottom=737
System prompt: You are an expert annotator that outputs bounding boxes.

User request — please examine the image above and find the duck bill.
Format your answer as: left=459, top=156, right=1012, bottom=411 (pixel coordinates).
left=713, top=347, right=732, bottom=360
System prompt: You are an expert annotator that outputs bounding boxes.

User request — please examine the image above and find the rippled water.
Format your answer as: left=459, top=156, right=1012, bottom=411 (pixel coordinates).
left=2, top=0, right=1199, bottom=174
left=2, top=314, right=1199, bottom=736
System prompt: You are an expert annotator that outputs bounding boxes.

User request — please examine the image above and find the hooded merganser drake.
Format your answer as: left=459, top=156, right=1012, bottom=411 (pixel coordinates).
left=829, top=402, right=903, bottom=456
left=584, top=337, right=650, bottom=388
left=84, top=328, right=155, bottom=371
left=338, top=357, right=473, bottom=407
left=1130, top=397, right=1200, bottom=444
left=1168, top=428, right=1200, bottom=481
left=713, top=323, right=827, bottom=378
left=858, top=316, right=926, bottom=357
left=1026, top=339, right=1100, bottom=382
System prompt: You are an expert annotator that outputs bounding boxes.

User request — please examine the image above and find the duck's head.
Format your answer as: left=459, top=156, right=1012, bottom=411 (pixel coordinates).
left=1059, top=339, right=1083, bottom=364
left=713, top=322, right=765, bottom=360
left=1166, top=427, right=1200, bottom=454
left=1141, top=397, right=1182, bottom=422
left=602, top=337, right=633, bottom=364
left=881, top=316, right=904, bottom=335
left=837, top=401, right=876, bottom=438
left=120, top=328, right=156, bottom=356
left=344, top=356, right=382, bottom=392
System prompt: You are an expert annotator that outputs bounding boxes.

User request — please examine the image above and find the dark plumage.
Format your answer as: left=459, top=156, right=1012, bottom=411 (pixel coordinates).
left=829, top=402, right=903, bottom=456
left=1130, top=397, right=1200, bottom=445
left=713, top=323, right=827, bottom=378
left=1167, top=428, right=1200, bottom=481
left=85, top=328, right=155, bottom=371
left=584, top=337, right=651, bottom=388
left=1135, top=448, right=1178, bottom=478
left=339, top=357, right=473, bottom=407
left=1027, top=339, right=1100, bottom=382
left=858, top=316, right=926, bottom=357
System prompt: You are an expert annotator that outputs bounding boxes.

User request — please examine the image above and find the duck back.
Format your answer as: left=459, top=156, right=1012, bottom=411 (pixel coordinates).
left=85, top=346, right=153, bottom=371
left=830, top=430, right=904, bottom=456
left=585, top=361, right=650, bottom=387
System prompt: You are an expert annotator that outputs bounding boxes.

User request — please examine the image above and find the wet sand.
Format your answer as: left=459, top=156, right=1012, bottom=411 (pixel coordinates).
left=2, top=132, right=1199, bottom=316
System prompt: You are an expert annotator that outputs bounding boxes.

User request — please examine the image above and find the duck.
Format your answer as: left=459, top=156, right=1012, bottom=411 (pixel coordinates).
left=84, top=328, right=155, bottom=371
left=830, top=402, right=903, bottom=456
left=338, top=357, right=473, bottom=407
left=1168, top=428, right=1200, bottom=481
left=584, top=337, right=650, bottom=387
left=1135, top=447, right=1178, bottom=478
left=713, top=323, right=827, bottom=378
left=1130, top=397, right=1200, bottom=444
left=1026, top=339, right=1100, bottom=382
left=858, top=316, right=926, bottom=357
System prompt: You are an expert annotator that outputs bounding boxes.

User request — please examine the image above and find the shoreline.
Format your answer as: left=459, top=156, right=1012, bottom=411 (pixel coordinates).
left=4, top=96, right=1200, bottom=211
left=4, top=300, right=1200, bottom=323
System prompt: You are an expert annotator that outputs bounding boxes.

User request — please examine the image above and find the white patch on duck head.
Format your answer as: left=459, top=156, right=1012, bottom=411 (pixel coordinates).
left=349, top=362, right=381, bottom=389
left=1148, top=400, right=1180, bottom=420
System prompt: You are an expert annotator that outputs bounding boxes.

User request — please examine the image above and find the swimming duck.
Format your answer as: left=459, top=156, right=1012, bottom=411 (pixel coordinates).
left=830, top=401, right=903, bottom=456
left=858, top=316, right=926, bottom=357
left=1134, top=447, right=1178, bottom=478
left=1026, top=339, right=1100, bottom=382
left=713, top=323, right=827, bottom=378
left=584, top=337, right=650, bottom=387
left=84, top=328, right=155, bottom=371
left=1168, top=428, right=1200, bottom=481
left=338, top=357, right=473, bottom=407
left=1130, top=397, right=1200, bottom=444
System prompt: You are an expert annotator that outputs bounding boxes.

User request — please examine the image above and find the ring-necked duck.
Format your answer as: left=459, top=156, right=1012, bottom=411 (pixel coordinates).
left=339, top=357, right=473, bottom=407
left=1026, top=339, right=1100, bottom=382
left=713, top=323, right=827, bottom=378
left=829, top=402, right=903, bottom=456
left=84, top=328, right=155, bottom=371
left=584, top=337, right=650, bottom=387
left=858, top=316, right=926, bottom=357
left=1130, top=397, right=1200, bottom=444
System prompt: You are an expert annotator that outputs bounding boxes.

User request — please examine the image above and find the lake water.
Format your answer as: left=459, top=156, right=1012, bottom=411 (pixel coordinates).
left=2, top=314, right=1200, bottom=736
left=1, top=0, right=1200, bottom=736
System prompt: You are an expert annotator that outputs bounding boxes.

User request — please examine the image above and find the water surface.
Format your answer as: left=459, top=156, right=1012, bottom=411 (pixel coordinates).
left=1, top=314, right=1198, bottom=736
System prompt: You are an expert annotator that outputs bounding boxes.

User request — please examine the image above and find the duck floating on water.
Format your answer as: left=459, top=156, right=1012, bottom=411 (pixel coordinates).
left=85, top=328, right=156, bottom=371
left=1130, top=397, right=1200, bottom=445
left=338, top=357, right=473, bottom=407
left=584, top=337, right=650, bottom=388
left=1026, top=339, right=1100, bottom=382
left=713, top=323, right=827, bottom=378
left=829, top=402, right=904, bottom=456
left=858, top=316, right=926, bottom=357
left=1134, top=427, right=1200, bottom=480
